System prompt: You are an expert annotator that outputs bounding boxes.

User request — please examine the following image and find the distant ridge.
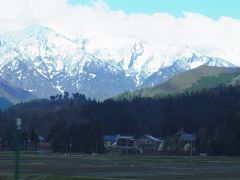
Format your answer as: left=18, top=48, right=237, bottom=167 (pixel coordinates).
left=0, top=97, right=12, bottom=110
left=117, top=66, right=240, bottom=100
left=0, top=78, right=35, bottom=105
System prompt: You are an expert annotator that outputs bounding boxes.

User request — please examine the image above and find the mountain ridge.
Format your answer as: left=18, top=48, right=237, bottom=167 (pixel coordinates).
left=117, top=66, right=240, bottom=100
left=0, top=25, right=237, bottom=100
left=0, top=78, right=35, bottom=109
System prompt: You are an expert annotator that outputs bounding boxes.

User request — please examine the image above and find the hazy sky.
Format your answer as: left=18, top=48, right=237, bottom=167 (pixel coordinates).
left=0, top=0, right=240, bottom=64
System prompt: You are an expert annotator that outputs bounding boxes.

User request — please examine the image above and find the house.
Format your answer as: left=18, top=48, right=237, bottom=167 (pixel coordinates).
left=115, top=135, right=141, bottom=154
left=135, top=135, right=163, bottom=154
left=176, top=129, right=196, bottom=152
left=37, top=136, right=51, bottom=154
left=104, top=135, right=116, bottom=148
left=38, top=136, right=45, bottom=142
left=116, top=135, right=135, bottom=147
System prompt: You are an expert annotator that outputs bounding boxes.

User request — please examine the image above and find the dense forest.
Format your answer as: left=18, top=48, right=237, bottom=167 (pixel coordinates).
left=1, top=86, right=240, bottom=155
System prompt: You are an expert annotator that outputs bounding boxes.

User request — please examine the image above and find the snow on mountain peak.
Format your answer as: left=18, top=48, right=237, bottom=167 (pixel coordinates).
left=0, top=25, right=237, bottom=100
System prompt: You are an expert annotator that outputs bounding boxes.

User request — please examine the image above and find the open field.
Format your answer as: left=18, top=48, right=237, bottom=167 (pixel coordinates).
left=1, top=152, right=240, bottom=180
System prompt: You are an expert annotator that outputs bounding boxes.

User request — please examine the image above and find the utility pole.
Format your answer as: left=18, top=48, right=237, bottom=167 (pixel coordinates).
left=95, top=140, right=98, bottom=154
left=69, top=137, right=72, bottom=156
left=190, top=140, right=193, bottom=162
left=23, top=140, right=26, bottom=152
left=126, top=138, right=129, bottom=159
left=15, top=118, right=21, bottom=180
left=65, top=144, right=68, bottom=156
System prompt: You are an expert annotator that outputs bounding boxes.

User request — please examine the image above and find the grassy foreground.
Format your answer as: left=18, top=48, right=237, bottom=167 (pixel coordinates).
left=0, top=174, right=108, bottom=180
left=1, top=152, right=240, bottom=180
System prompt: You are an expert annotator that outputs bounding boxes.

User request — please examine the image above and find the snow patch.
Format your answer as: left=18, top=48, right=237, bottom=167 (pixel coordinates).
left=89, top=73, right=96, bottom=78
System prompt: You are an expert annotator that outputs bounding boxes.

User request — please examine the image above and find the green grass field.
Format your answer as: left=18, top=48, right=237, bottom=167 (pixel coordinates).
left=1, top=152, right=240, bottom=180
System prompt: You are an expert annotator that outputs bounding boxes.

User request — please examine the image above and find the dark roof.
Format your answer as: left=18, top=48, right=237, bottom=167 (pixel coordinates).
left=144, top=135, right=161, bottom=142
left=104, top=135, right=116, bottom=142
left=116, top=135, right=134, bottom=140
left=179, top=133, right=196, bottom=141
left=38, top=136, right=45, bottom=141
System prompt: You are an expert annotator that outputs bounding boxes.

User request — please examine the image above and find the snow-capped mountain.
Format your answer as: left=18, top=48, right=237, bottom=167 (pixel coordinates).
left=0, top=25, right=236, bottom=100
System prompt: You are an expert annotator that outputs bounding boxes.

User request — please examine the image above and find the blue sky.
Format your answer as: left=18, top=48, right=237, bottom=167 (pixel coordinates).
left=69, top=0, right=240, bottom=19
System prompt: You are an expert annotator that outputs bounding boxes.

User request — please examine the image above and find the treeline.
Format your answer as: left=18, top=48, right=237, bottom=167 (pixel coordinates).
left=0, top=93, right=105, bottom=153
left=1, top=86, right=240, bottom=155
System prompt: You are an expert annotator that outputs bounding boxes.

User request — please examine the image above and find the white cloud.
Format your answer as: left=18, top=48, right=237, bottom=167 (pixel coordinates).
left=0, top=0, right=240, bottom=65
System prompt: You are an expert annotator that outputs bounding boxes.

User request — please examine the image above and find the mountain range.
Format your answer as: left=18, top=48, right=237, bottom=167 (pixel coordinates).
left=0, top=25, right=237, bottom=103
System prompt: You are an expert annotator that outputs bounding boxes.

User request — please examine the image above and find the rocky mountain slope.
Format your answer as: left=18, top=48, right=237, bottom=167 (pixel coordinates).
left=0, top=25, right=236, bottom=100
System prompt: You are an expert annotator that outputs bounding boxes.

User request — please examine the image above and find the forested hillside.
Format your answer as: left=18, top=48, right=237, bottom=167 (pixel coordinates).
left=1, top=86, right=240, bottom=155
left=117, top=66, right=240, bottom=100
